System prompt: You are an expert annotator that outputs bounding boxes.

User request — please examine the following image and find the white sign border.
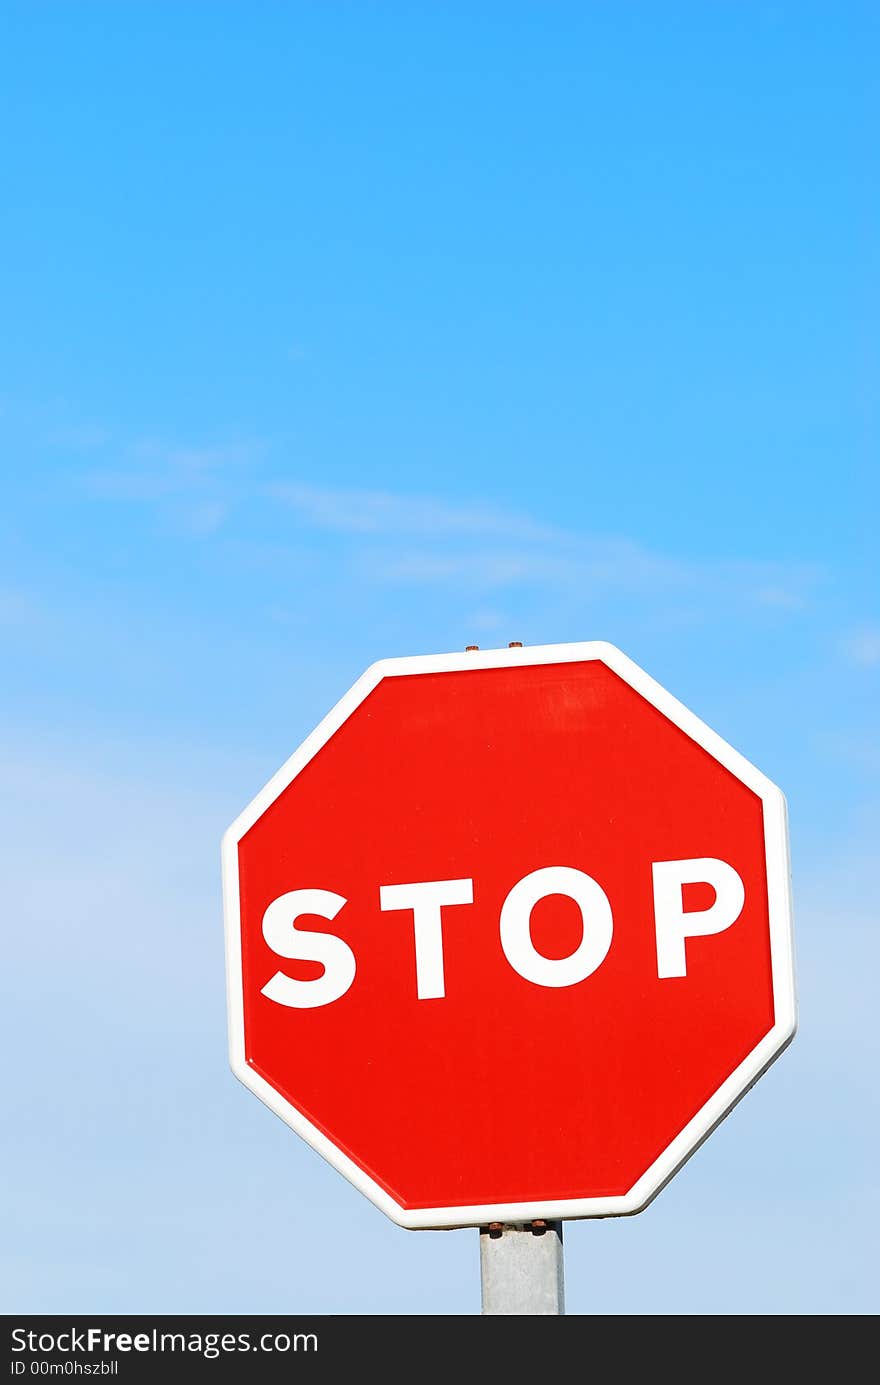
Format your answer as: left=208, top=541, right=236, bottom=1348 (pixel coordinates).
left=222, top=640, right=797, bottom=1230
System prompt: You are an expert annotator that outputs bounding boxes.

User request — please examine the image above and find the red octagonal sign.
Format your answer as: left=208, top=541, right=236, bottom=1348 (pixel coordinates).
left=222, top=642, right=796, bottom=1228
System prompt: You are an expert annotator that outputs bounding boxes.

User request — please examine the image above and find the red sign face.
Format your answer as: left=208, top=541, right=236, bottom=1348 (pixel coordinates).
left=223, top=642, right=796, bottom=1228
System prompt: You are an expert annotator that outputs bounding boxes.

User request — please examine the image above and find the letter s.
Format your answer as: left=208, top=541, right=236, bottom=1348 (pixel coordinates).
left=261, top=889, right=355, bottom=1008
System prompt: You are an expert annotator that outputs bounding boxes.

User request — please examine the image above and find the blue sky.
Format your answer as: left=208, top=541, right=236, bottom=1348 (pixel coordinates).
left=1, top=3, right=877, bottom=1313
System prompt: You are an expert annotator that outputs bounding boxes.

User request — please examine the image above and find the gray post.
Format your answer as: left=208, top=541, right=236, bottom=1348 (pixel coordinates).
left=479, top=1222, right=565, bottom=1315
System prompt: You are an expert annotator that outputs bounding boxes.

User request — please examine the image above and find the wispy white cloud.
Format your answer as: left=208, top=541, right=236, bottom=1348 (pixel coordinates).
left=366, top=537, right=818, bottom=607
left=48, top=423, right=113, bottom=450
left=79, top=437, right=266, bottom=537
left=130, top=440, right=257, bottom=475
left=84, top=469, right=178, bottom=501
left=370, top=550, right=573, bottom=585
left=150, top=498, right=229, bottom=538
left=842, top=626, right=880, bottom=667
left=369, top=544, right=678, bottom=590
left=823, top=734, right=880, bottom=774
left=752, top=585, right=807, bottom=611
left=76, top=445, right=822, bottom=613
left=84, top=440, right=259, bottom=500
left=465, top=607, right=512, bottom=634
left=267, top=483, right=560, bottom=542
left=713, top=560, right=821, bottom=612
left=0, top=588, right=37, bottom=626
left=267, top=483, right=820, bottom=608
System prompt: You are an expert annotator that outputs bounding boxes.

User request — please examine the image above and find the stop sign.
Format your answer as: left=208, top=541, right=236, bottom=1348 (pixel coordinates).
left=222, top=641, right=796, bottom=1229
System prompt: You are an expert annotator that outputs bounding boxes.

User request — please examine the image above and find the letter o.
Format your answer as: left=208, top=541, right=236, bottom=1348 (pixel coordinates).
left=499, top=866, right=613, bottom=987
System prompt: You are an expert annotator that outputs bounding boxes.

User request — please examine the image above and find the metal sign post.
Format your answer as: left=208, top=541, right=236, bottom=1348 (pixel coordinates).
left=480, top=1222, right=565, bottom=1315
